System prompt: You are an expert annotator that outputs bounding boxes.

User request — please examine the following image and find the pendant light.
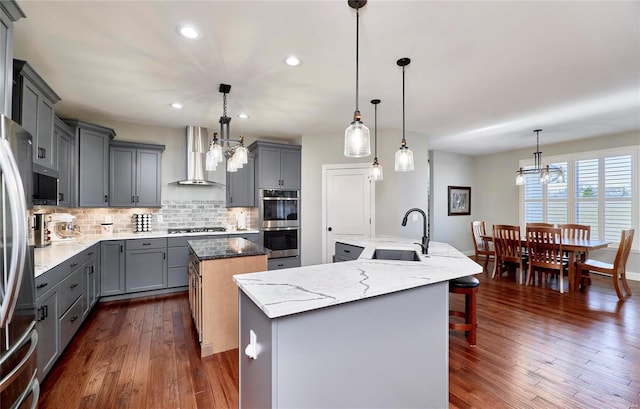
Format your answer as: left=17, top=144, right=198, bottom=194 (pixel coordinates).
left=344, top=0, right=371, bottom=158
left=370, top=99, right=383, bottom=181
left=515, top=129, right=565, bottom=185
left=395, top=57, right=414, bottom=172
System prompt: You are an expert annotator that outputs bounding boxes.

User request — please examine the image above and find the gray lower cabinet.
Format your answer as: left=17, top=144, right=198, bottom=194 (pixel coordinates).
left=83, top=245, right=100, bottom=316
left=109, top=141, right=164, bottom=208
left=268, top=256, right=300, bottom=270
left=125, top=238, right=167, bottom=293
left=238, top=281, right=449, bottom=408
left=226, top=154, right=255, bottom=207
left=63, top=120, right=116, bottom=207
left=35, top=288, right=58, bottom=382
left=12, top=59, right=61, bottom=174
left=100, top=240, right=125, bottom=296
left=55, top=117, right=75, bottom=207
left=333, top=242, right=364, bottom=262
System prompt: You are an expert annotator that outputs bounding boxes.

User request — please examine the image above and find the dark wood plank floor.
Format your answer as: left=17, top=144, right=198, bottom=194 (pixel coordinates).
left=39, top=269, right=640, bottom=409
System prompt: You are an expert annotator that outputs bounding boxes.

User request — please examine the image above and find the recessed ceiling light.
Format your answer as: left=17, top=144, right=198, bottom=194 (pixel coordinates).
left=170, top=102, right=183, bottom=109
left=237, top=113, right=249, bottom=119
left=177, top=25, right=199, bottom=39
left=285, top=56, right=301, bottom=67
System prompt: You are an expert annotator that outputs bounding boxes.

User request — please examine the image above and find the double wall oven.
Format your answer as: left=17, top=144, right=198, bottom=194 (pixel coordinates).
left=259, top=189, right=299, bottom=259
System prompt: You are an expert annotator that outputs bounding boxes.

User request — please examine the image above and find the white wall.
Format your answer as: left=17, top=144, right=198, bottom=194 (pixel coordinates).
left=301, top=128, right=429, bottom=266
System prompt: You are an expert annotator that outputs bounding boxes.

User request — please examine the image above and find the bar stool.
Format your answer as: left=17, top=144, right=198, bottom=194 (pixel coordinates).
left=449, top=275, right=479, bottom=347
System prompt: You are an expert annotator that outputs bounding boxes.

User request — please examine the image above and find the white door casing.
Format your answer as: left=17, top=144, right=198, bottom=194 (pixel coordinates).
left=322, top=164, right=375, bottom=264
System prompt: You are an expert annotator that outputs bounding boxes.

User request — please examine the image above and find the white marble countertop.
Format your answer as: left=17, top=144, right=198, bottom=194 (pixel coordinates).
left=233, top=235, right=482, bottom=319
left=34, top=229, right=259, bottom=277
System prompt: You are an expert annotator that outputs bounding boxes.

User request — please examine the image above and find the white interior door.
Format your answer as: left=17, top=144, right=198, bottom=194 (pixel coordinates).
left=322, top=164, right=374, bottom=263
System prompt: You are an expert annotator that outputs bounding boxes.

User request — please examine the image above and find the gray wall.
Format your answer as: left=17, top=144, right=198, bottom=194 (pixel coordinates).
left=301, top=128, right=429, bottom=266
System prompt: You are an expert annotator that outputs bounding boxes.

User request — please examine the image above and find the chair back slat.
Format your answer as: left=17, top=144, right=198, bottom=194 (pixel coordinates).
left=614, top=229, right=635, bottom=275
left=526, top=222, right=554, bottom=228
left=471, top=221, right=487, bottom=250
left=526, top=227, right=563, bottom=268
left=559, top=224, right=591, bottom=240
left=492, top=225, right=523, bottom=263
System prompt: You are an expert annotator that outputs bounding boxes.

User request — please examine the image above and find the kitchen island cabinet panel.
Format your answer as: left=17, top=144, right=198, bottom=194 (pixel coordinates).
left=239, top=281, right=449, bottom=409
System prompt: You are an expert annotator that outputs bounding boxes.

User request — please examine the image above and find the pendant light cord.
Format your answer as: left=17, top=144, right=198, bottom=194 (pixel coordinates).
left=374, top=102, right=377, bottom=156
left=355, top=7, right=360, bottom=114
left=402, top=65, right=406, bottom=144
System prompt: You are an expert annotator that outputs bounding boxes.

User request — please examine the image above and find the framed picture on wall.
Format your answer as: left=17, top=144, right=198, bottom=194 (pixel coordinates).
left=448, top=186, right=471, bottom=216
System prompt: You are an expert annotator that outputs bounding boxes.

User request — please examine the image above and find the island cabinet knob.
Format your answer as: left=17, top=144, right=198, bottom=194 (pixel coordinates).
left=328, top=227, right=332, bottom=232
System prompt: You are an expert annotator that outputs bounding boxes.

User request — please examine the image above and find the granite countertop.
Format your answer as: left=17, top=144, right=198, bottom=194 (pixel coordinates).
left=188, top=237, right=270, bottom=261
left=34, top=229, right=259, bottom=277
left=233, top=235, right=482, bottom=319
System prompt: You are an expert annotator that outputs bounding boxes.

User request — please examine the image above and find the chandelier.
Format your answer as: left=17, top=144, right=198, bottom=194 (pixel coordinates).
left=205, top=84, right=248, bottom=173
left=515, top=129, right=564, bottom=185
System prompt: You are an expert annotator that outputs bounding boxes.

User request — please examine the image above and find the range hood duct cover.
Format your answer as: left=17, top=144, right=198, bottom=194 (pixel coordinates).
left=178, top=125, right=220, bottom=186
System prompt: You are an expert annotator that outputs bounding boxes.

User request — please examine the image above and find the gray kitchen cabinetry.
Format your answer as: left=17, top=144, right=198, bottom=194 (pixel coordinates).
left=35, top=245, right=97, bottom=381
left=100, top=240, right=125, bottom=296
left=268, top=256, right=300, bottom=270
left=0, top=1, right=24, bottom=117
left=35, top=288, right=58, bottom=382
left=333, top=241, right=364, bottom=262
left=63, top=120, right=116, bottom=207
left=125, top=238, right=168, bottom=293
left=168, top=235, right=227, bottom=289
left=109, top=141, right=164, bottom=208
left=12, top=59, right=61, bottom=175
left=226, top=153, right=255, bottom=207
left=248, top=142, right=301, bottom=190
left=83, top=245, right=100, bottom=317
left=55, top=117, right=75, bottom=207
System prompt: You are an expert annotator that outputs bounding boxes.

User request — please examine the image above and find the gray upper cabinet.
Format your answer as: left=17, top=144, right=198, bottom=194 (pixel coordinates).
left=63, top=120, right=116, bottom=207
left=109, top=141, right=164, bottom=208
left=12, top=59, right=61, bottom=175
left=226, top=153, right=255, bottom=207
left=249, top=141, right=301, bottom=190
left=0, top=1, right=24, bottom=117
left=55, top=117, right=75, bottom=207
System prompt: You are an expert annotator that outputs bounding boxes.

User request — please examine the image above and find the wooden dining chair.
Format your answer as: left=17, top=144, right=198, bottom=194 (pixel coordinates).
left=559, top=223, right=591, bottom=262
left=526, top=226, right=568, bottom=293
left=492, top=224, right=526, bottom=284
left=471, top=221, right=494, bottom=273
left=578, top=229, right=634, bottom=300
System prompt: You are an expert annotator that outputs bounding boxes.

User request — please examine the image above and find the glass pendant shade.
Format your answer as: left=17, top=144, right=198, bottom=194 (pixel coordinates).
left=212, top=141, right=224, bottom=163
left=227, top=155, right=239, bottom=172
left=515, top=171, right=524, bottom=186
left=395, top=145, right=414, bottom=172
left=234, top=145, right=249, bottom=165
left=371, top=160, right=383, bottom=181
left=344, top=120, right=371, bottom=157
left=205, top=150, right=217, bottom=171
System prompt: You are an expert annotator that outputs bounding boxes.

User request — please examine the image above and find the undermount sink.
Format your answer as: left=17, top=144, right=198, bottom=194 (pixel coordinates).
left=372, top=249, right=421, bottom=261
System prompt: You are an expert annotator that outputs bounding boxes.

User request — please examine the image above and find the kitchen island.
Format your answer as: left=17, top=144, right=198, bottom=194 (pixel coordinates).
left=188, top=237, right=269, bottom=357
left=234, top=236, right=482, bottom=409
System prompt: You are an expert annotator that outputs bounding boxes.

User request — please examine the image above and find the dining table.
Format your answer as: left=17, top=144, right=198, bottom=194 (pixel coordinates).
left=481, top=234, right=610, bottom=291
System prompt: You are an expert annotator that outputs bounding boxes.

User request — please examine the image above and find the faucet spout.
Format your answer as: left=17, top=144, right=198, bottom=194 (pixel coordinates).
left=401, top=208, right=429, bottom=254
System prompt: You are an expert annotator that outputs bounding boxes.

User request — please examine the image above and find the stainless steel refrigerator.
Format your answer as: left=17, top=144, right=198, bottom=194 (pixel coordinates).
left=0, top=114, right=38, bottom=408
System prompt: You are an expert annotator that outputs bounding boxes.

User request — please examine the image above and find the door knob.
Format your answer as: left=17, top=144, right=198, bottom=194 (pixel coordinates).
left=328, top=227, right=332, bottom=232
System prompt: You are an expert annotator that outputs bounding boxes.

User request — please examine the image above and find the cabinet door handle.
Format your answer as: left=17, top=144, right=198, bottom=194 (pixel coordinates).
left=36, top=282, right=48, bottom=290
left=59, top=192, right=64, bottom=201
left=37, top=147, right=46, bottom=159
left=163, top=252, right=166, bottom=260
left=132, top=196, right=136, bottom=203
left=37, top=307, right=44, bottom=321
left=70, top=262, right=78, bottom=268
left=104, top=195, right=108, bottom=203
left=70, top=315, right=79, bottom=323
left=70, top=283, right=78, bottom=289
left=120, top=245, right=124, bottom=252
left=88, top=265, right=94, bottom=274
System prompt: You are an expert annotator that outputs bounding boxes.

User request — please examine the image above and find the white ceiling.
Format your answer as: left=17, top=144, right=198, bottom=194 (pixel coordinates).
left=11, top=0, right=640, bottom=156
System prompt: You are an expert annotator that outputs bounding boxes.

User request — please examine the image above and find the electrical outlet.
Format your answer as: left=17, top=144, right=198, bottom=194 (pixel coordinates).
left=157, top=214, right=163, bottom=223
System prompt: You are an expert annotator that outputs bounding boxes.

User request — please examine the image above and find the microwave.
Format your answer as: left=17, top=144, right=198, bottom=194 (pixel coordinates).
left=33, top=172, right=58, bottom=205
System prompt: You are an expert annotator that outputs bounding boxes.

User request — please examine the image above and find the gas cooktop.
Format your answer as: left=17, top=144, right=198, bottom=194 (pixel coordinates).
left=167, top=227, right=227, bottom=234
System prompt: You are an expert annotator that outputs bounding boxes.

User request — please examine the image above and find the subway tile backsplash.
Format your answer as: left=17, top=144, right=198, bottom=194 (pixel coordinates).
left=33, top=200, right=258, bottom=234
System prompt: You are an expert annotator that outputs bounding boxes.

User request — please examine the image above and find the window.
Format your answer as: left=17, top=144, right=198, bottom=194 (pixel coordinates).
left=520, top=146, right=637, bottom=249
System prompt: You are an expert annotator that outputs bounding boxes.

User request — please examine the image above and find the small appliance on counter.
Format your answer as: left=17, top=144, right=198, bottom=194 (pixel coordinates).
left=49, top=213, right=82, bottom=242
left=33, top=211, right=51, bottom=247
left=133, top=213, right=152, bottom=232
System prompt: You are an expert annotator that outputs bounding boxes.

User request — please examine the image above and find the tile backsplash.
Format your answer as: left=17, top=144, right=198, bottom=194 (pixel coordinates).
left=33, top=200, right=258, bottom=234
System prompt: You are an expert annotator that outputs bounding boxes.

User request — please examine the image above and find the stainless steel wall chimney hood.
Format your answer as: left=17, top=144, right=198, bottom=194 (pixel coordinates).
left=178, top=125, right=220, bottom=186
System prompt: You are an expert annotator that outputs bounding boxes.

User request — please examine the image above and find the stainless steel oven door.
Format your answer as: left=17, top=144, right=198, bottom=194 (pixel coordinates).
left=261, top=227, right=300, bottom=259
left=260, top=190, right=299, bottom=228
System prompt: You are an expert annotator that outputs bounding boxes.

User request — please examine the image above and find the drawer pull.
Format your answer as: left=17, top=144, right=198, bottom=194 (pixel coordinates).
left=70, top=283, right=78, bottom=290
left=87, top=252, right=94, bottom=256
left=142, top=242, right=152, bottom=246
left=343, top=249, right=351, bottom=253
left=70, top=262, right=78, bottom=268
left=277, top=263, right=284, bottom=267
left=36, top=282, right=48, bottom=290
left=70, top=316, right=79, bottom=323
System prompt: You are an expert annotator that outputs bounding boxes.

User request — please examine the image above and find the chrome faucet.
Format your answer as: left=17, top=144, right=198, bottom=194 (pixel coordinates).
left=401, top=208, right=429, bottom=254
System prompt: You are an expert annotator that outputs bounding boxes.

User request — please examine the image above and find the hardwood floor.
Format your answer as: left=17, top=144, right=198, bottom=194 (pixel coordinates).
left=39, top=269, right=640, bottom=409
